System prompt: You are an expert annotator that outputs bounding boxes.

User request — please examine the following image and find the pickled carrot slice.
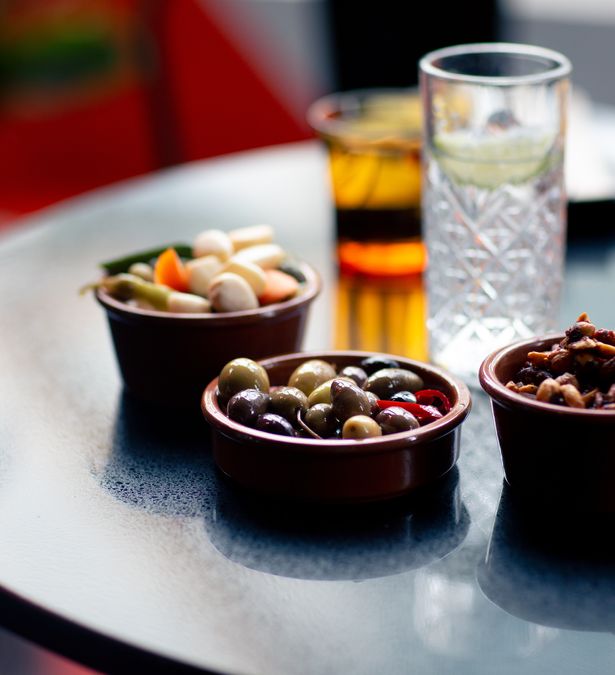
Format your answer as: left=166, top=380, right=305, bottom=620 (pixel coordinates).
left=154, top=247, right=189, bottom=292
left=258, top=269, right=299, bottom=305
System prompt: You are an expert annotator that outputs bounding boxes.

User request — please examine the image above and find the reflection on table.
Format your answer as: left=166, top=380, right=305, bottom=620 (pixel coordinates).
left=204, top=467, right=468, bottom=581
left=478, top=484, right=615, bottom=632
left=334, top=270, right=428, bottom=360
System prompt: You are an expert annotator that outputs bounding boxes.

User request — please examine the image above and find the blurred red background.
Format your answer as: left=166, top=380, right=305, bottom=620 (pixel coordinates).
left=0, top=0, right=310, bottom=226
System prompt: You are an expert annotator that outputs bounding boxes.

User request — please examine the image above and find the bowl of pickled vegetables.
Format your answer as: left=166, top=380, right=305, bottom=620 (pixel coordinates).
left=89, top=225, right=320, bottom=407
left=201, top=351, right=471, bottom=503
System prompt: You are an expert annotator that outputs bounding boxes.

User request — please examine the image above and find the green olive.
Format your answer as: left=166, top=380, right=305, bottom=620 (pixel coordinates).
left=342, top=415, right=382, bottom=439
left=307, top=376, right=353, bottom=407
left=226, top=389, right=270, bottom=427
left=303, top=403, right=338, bottom=438
left=330, top=379, right=372, bottom=422
left=365, top=368, right=424, bottom=399
left=375, top=406, right=420, bottom=435
left=288, top=359, right=337, bottom=396
left=218, top=357, right=270, bottom=400
left=338, top=365, right=368, bottom=388
left=269, top=386, right=308, bottom=423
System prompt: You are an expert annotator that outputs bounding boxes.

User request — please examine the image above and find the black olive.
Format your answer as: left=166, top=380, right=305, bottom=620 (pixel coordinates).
left=390, top=390, right=417, bottom=404
left=360, top=355, right=400, bottom=375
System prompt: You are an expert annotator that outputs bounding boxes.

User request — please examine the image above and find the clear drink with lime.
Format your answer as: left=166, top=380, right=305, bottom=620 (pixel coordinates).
left=420, top=44, right=571, bottom=382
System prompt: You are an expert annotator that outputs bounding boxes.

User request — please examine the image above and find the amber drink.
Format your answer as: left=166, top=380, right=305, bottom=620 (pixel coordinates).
left=309, top=90, right=424, bottom=276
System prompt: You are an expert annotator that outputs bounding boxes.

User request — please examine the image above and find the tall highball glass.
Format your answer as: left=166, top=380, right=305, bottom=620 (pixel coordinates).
left=419, top=43, right=571, bottom=382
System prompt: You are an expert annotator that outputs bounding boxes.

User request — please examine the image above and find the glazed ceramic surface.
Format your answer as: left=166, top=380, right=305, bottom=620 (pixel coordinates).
left=479, top=335, right=615, bottom=511
left=203, top=351, right=471, bottom=503
left=1, top=142, right=615, bottom=675
left=97, top=262, right=319, bottom=408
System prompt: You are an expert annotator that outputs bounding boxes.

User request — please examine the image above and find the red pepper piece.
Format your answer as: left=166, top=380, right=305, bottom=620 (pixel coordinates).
left=414, top=389, right=452, bottom=413
left=376, top=400, right=443, bottom=424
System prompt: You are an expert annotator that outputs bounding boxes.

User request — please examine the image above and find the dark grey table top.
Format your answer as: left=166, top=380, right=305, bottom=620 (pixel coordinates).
left=0, top=141, right=614, bottom=675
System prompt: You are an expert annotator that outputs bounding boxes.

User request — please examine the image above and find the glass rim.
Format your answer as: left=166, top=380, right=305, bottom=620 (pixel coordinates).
left=306, top=86, right=420, bottom=138
left=419, top=42, right=571, bottom=86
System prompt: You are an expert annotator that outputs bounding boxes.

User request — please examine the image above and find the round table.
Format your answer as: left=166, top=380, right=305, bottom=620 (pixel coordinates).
left=1, top=141, right=614, bottom=675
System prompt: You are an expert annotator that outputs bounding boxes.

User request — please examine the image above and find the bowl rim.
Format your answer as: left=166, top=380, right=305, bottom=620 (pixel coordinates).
left=479, top=333, right=615, bottom=419
left=95, top=260, right=320, bottom=325
left=202, top=350, right=472, bottom=455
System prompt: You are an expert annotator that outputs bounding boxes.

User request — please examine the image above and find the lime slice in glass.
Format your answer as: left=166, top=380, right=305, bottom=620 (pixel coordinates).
left=433, top=128, right=557, bottom=188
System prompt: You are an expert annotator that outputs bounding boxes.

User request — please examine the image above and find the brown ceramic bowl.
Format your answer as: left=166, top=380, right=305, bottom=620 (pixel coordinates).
left=479, top=335, right=615, bottom=512
left=201, top=351, right=471, bottom=503
left=96, top=262, right=320, bottom=408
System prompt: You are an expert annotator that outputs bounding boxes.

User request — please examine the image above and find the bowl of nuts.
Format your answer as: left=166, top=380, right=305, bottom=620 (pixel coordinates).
left=90, top=225, right=320, bottom=408
left=201, top=351, right=471, bottom=503
left=479, top=313, right=615, bottom=512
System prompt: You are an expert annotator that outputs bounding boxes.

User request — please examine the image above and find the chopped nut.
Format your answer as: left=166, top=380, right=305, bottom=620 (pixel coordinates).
left=582, top=389, right=598, bottom=406
left=595, top=341, right=615, bottom=357
left=600, top=357, right=615, bottom=384
left=575, top=352, right=597, bottom=366
left=510, top=314, right=615, bottom=410
left=556, top=373, right=580, bottom=389
left=506, top=381, right=538, bottom=396
left=594, top=329, right=615, bottom=346
left=527, top=351, right=551, bottom=366
left=576, top=321, right=596, bottom=337
left=536, top=378, right=561, bottom=402
left=549, top=349, right=573, bottom=373
left=568, top=336, right=598, bottom=350
left=560, top=384, right=585, bottom=408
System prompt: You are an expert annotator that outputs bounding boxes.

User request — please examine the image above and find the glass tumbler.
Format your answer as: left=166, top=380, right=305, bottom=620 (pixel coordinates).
left=419, top=43, right=571, bottom=382
left=308, top=89, right=425, bottom=276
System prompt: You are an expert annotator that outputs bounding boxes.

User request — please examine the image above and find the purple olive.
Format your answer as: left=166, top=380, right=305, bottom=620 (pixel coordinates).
left=255, top=413, right=296, bottom=437
left=338, top=365, right=368, bottom=388
left=375, top=407, right=420, bottom=435
left=227, top=389, right=270, bottom=426
left=330, top=379, right=372, bottom=422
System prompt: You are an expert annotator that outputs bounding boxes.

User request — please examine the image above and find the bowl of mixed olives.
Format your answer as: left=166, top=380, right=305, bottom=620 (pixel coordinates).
left=202, top=351, right=471, bottom=503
